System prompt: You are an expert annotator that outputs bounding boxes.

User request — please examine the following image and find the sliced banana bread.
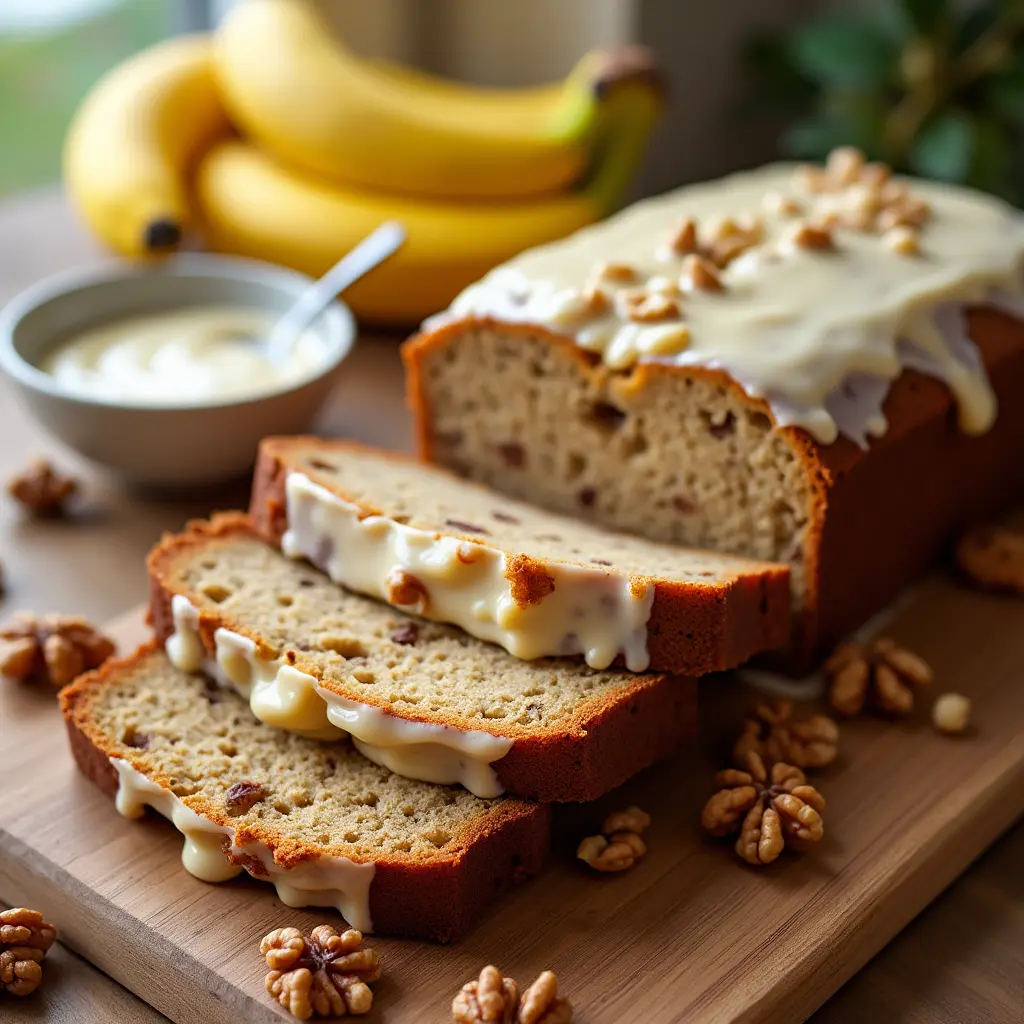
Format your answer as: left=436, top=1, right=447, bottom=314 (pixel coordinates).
left=147, top=514, right=698, bottom=803
left=249, top=437, right=790, bottom=674
left=60, top=644, right=549, bottom=942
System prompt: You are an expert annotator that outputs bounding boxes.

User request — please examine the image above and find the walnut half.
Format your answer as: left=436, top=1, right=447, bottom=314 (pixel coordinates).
left=701, top=752, right=825, bottom=866
left=0, top=908, right=57, bottom=997
left=452, top=966, right=572, bottom=1024
left=0, top=613, right=115, bottom=687
left=260, top=925, right=380, bottom=1019
left=577, top=805, right=651, bottom=872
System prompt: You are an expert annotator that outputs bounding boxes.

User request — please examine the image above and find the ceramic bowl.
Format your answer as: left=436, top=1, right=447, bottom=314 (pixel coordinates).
left=0, top=255, right=355, bottom=487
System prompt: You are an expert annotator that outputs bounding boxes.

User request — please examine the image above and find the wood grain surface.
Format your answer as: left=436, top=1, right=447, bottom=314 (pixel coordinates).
left=1, top=191, right=1022, bottom=1023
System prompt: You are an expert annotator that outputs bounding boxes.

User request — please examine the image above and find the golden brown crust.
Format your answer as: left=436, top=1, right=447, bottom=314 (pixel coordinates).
left=146, top=514, right=699, bottom=803
left=403, top=311, right=1024, bottom=672
left=59, top=645, right=550, bottom=942
left=249, top=436, right=791, bottom=674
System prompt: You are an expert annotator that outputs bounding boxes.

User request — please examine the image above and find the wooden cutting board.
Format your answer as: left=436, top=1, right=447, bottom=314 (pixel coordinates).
left=1, top=573, right=1022, bottom=1024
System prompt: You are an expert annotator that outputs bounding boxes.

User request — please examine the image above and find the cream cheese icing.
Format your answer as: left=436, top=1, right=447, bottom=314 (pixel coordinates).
left=111, top=758, right=376, bottom=931
left=281, top=471, right=655, bottom=670
left=165, top=594, right=513, bottom=797
left=434, top=158, right=1024, bottom=446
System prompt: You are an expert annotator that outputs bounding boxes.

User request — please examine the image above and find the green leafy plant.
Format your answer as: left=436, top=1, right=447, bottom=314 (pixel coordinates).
left=745, top=0, right=1024, bottom=202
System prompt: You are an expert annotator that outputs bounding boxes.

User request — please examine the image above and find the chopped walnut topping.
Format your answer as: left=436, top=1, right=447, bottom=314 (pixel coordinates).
left=933, top=692, right=971, bottom=735
left=0, top=613, right=115, bottom=687
left=733, top=699, right=839, bottom=769
left=385, top=568, right=429, bottom=615
left=955, top=524, right=1024, bottom=595
left=792, top=164, right=829, bottom=194
left=261, top=925, right=380, bottom=1019
left=826, top=146, right=866, bottom=186
left=580, top=285, right=610, bottom=316
left=680, top=254, right=724, bottom=293
left=860, top=161, right=893, bottom=189
left=878, top=197, right=930, bottom=231
left=0, top=908, right=56, bottom=998
left=885, top=226, right=920, bottom=255
left=453, top=965, right=520, bottom=1024
left=595, top=261, right=639, bottom=283
left=701, top=752, right=825, bottom=865
left=825, top=637, right=932, bottom=717
left=668, top=217, right=698, bottom=255
left=785, top=221, right=835, bottom=251
left=6, top=459, right=79, bottom=517
left=577, top=804, right=650, bottom=872
left=623, top=292, right=681, bottom=323
left=225, top=780, right=266, bottom=814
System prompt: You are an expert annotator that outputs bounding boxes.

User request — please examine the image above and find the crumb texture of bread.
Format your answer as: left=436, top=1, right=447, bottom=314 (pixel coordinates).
left=249, top=437, right=792, bottom=674
left=404, top=314, right=1024, bottom=668
left=60, top=645, right=549, bottom=941
left=147, top=516, right=699, bottom=802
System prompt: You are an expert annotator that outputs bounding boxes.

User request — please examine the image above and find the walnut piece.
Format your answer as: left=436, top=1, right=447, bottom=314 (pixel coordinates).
left=933, top=693, right=971, bottom=735
left=453, top=964, right=520, bottom=1024
left=261, top=925, right=380, bottom=1019
left=0, top=613, right=115, bottom=687
left=452, top=966, right=572, bottom=1024
left=0, top=908, right=57, bottom=997
left=825, top=637, right=932, bottom=717
left=733, top=699, right=839, bottom=769
left=956, top=524, right=1024, bottom=595
left=701, top=752, right=825, bottom=865
left=385, top=568, right=429, bottom=615
left=6, top=459, right=78, bottom=517
left=518, top=971, right=572, bottom=1024
left=577, top=804, right=650, bottom=872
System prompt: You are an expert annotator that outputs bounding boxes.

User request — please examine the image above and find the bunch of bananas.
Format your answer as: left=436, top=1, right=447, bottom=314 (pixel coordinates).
left=64, top=0, right=664, bottom=323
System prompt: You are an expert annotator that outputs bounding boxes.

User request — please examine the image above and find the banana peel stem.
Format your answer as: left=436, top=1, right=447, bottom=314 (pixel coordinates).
left=581, top=84, right=662, bottom=215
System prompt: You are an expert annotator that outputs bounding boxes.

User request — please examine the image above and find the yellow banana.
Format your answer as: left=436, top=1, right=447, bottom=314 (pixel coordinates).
left=195, top=85, right=660, bottom=324
left=212, top=0, right=661, bottom=201
left=64, top=35, right=230, bottom=258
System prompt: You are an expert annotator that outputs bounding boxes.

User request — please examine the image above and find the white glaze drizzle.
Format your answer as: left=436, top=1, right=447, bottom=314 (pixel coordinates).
left=165, top=595, right=513, bottom=797
left=281, top=471, right=655, bottom=670
left=431, top=163, right=1024, bottom=447
left=111, top=758, right=376, bottom=931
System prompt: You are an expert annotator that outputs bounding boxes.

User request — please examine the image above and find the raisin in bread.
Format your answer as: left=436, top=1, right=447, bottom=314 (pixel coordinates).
left=147, top=514, right=698, bottom=802
left=249, top=437, right=790, bottom=675
left=404, top=159, right=1024, bottom=672
left=60, top=644, right=549, bottom=942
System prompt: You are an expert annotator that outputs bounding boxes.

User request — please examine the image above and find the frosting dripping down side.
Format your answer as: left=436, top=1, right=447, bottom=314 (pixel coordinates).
left=281, top=471, right=655, bottom=670
left=164, top=594, right=513, bottom=798
left=111, top=758, right=376, bottom=932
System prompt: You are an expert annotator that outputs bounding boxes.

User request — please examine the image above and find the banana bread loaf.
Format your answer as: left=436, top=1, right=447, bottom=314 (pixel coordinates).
left=249, top=436, right=790, bottom=674
left=404, top=150, right=1024, bottom=671
left=60, top=644, right=549, bottom=941
left=147, top=514, right=698, bottom=802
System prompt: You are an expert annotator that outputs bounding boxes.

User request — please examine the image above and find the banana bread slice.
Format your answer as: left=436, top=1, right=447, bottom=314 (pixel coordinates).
left=249, top=437, right=790, bottom=675
left=147, top=514, right=698, bottom=803
left=61, top=644, right=549, bottom=942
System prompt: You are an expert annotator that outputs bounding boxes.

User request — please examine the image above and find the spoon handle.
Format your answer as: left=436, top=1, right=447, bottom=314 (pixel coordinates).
left=267, top=220, right=406, bottom=363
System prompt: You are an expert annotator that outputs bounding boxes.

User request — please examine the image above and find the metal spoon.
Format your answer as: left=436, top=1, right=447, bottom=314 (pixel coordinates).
left=264, top=220, right=406, bottom=364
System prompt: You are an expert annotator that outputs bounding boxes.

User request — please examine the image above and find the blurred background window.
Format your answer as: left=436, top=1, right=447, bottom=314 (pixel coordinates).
left=0, top=0, right=197, bottom=196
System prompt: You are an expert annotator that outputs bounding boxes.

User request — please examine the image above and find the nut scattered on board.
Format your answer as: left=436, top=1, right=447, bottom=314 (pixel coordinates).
left=260, top=925, right=380, bottom=1020
left=577, top=805, right=651, bottom=872
left=825, top=637, right=932, bottom=717
left=453, top=966, right=572, bottom=1024
left=733, top=699, right=839, bottom=770
left=0, top=907, right=57, bottom=998
left=0, top=613, right=116, bottom=687
left=6, top=459, right=79, bottom=517
left=701, top=751, right=825, bottom=866
left=955, top=524, right=1024, bottom=595
left=932, top=693, right=972, bottom=735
